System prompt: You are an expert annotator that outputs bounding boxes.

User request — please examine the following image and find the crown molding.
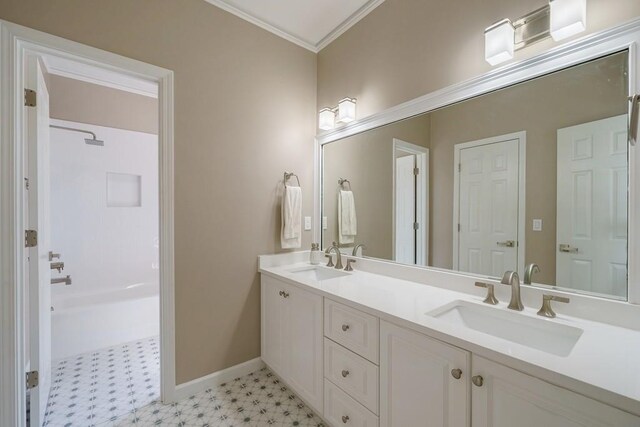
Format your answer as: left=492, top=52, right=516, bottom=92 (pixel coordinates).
left=203, top=0, right=385, bottom=53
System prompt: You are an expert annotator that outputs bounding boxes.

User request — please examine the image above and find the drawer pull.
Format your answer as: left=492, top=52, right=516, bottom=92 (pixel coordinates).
left=341, top=369, right=350, bottom=378
left=472, top=375, right=484, bottom=387
left=451, top=368, right=462, bottom=380
left=342, top=415, right=350, bottom=423
left=341, top=324, right=350, bottom=332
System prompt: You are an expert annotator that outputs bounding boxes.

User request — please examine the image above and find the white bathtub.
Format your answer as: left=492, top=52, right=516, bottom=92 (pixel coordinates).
left=51, top=282, right=159, bottom=360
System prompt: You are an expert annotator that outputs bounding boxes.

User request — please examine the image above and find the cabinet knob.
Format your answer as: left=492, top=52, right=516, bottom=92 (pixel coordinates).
left=280, top=291, right=289, bottom=298
left=451, top=368, right=462, bottom=380
left=341, top=369, right=350, bottom=378
left=278, top=291, right=284, bottom=297
left=472, top=375, right=484, bottom=387
left=342, top=415, right=350, bottom=423
left=341, top=324, right=350, bottom=332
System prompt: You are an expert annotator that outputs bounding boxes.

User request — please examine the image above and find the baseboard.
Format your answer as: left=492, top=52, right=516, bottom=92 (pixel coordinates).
left=173, top=357, right=265, bottom=401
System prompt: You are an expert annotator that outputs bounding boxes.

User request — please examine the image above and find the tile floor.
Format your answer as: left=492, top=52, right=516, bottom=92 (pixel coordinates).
left=42, top=336, right=325, bottom=426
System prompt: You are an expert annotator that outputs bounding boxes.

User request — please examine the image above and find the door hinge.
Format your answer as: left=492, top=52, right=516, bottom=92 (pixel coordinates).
left=24, top=177, right=29, bottom=190
left=458, top=163, right=462, bottom=172
left=458, top=223, right=461, bottom=232
left=26, top=370, right=39, bottom=389
left=24, top=89, right=36, bottom=107
left=25, top=230, right=38, bottom=248
left=413, top=222, right=420, bottom=230
left=413, top=167, right=419, bottom=175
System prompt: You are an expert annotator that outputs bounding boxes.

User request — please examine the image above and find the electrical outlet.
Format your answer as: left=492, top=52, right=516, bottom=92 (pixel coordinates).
left=322, top=216, right=328, bottom=230
left=533, top=219, right=543, bottom=231
left=304, top=216, right=312, bottom=231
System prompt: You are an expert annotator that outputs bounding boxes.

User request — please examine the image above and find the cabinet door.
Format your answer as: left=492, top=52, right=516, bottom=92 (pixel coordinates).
left=287, top=283, right=324, bottom=413
left=261, top=275, right=289, bottom=377
left=380, top=321, right=470, bottom=427
left=472, top=356, right=640, bottom=427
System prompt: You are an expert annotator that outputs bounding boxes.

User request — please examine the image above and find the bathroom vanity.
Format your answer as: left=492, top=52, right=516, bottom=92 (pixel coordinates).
left=259, top=252, right=640, bottom=426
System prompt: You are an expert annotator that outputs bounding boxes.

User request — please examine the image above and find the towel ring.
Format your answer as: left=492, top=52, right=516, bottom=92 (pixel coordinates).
left=338, top=178, right=352, bottom=191
left=284, top=172, right=301, bottom=187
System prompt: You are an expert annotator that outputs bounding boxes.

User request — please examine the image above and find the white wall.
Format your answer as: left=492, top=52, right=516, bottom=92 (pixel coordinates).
left=50, top=119, right=159, bottom=301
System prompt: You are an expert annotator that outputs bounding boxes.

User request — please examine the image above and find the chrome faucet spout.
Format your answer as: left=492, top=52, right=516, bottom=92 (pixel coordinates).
left=501, top=270, right=524, bottom=311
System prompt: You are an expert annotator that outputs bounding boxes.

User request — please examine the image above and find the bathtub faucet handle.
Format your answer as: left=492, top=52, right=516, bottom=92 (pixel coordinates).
left=50, top=262, right=65, bottom=273
left=51, top=275, right=72, bottom=286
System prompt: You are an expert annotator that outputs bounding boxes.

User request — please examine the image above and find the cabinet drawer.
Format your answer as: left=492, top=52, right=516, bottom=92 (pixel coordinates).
left=324, top=299, right=379, bottom=363
left=324, top=338, right=379, bottom=414
left=324, top=380, right=379, bottom=427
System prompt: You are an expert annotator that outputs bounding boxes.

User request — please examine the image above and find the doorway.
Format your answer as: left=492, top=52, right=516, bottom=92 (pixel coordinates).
left=392, top=139, right=429, bottom=266
left=0, top=21, right=175, bottom=427
left=453, top=132, right=526, bottom=277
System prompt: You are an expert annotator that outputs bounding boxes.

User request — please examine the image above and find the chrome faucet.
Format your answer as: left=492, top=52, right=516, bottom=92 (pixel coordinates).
left=325, top=242, right=344, bottom=270
left=51, top=275, right=72, bottom=286
left=523, top=263, right=540, bottom=285
left=352, top=243, right=366, bottom=257
left=501, top=271, right=524, bottom=311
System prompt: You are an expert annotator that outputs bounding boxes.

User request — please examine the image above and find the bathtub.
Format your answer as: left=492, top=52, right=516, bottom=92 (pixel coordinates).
left=51, top=282, right=159, bottom=361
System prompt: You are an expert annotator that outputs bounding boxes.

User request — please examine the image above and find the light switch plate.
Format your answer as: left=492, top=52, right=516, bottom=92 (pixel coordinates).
left=322, top=216, right=328, bottom=230
left=533, top=219, right=543, bottom=231
left=304, top=216, right=312, bottom=231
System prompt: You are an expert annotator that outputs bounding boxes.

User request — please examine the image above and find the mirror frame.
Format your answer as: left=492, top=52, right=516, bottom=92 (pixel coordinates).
left=313, top=17, right=640, bottom=304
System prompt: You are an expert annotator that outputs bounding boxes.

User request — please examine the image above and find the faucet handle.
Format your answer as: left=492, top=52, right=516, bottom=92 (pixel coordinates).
left=344, top=259, right=356, bottom=272
left=475, top=282, right=499, bottom=305
left=325, top=254, right=335, bottom=268
left=537, top=294, right=570, bottom=318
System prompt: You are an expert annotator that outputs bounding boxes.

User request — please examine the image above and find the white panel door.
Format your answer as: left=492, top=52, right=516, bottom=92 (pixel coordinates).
left=556, top=115, right=628, bottom=297
left=25, top=55, right=52, bottom=427
left=261, top=276, right=289, bottom=377
left=459, top=139, right=519, bottom=277
left=380, top=321, right=470, bottom=427
left=395, top=155, right=416, bottom=264
left=472, top=355, right=640, bottom=427
left=287, top=283, right=324, bottom=413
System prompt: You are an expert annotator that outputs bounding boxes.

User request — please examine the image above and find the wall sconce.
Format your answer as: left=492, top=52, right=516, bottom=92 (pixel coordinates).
left=318, top=97, right=357, bottom=130
left=485, top=0, right=587, bottom=66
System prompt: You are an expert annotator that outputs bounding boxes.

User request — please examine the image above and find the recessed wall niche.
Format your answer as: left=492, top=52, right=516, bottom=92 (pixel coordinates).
left=106, top=172, right=142, bottom=207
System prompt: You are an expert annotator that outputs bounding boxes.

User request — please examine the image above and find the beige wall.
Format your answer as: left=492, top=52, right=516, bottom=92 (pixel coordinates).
left=317, top=0, right=640, bottom=119
left=48, top=75, right=159, bottom=134
left=0, top=0, right=317, bottom=384
left=323, top=116, right=430, bottom=259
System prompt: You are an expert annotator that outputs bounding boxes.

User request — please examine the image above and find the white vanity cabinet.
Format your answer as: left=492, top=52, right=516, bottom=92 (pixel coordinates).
left=472, top=356, right=640, bottom=427
left=379, top=320, right=471, bottom=427
left=261, top=275, right=324, bottom=413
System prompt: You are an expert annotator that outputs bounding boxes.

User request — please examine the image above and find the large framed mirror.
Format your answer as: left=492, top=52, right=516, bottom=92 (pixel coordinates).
left=320, top=48, right=633, bottom=301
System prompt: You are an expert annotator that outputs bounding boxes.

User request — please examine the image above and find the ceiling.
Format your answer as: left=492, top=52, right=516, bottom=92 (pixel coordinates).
left=204, top=0, right=385, bottom=52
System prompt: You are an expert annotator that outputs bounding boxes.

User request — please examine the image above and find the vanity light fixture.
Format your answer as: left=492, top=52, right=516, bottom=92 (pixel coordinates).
left=318, top=97, right=357, bottom=130
left=485, top=19, right=515, bottom=66
left=484, top=0, right=587, bottom=66
left=549, top=0, right=587, bottom=41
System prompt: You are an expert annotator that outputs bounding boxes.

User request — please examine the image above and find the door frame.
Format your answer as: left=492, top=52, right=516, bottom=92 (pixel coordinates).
left=0, top=20, right=176, bottom=427
left=392, top=139, right=429, bottom=265
left=452, top=131, right=526, bottom=277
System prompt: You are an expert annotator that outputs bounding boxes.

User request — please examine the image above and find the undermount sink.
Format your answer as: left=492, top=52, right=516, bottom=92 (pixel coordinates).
left=286, top=266, right=349, bottom=281
left=427, top=300, right=583, bottom=357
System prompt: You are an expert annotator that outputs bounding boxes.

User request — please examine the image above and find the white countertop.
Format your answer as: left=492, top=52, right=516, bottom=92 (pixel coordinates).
left=259, top=256, right=640, bottom=417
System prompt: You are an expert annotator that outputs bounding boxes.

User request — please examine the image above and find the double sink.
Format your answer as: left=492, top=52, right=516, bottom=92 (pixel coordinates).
left=286, top=265, right=583, bottom=357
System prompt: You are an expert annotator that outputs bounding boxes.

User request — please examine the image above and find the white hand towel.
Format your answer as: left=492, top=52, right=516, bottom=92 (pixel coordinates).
left=281, top=185, right=302, bottom=249
left=338, top=190, right=357, bottom=245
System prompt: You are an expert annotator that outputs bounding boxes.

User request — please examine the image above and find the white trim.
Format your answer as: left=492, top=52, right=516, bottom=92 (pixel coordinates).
left=316, top=0, right=386, bottom=51
left=203, top=0, right=385, bottom=53
left=391, top=139, right=429, bottom=266
left=0, top=20, right=176, bottom=427
left=315, top=18, right=640, bottom=305
left=173, top=357, right=265, bottom=401
left=41, top=54, right=158, bottom=98
left=452, top=132, right=527, bottom=277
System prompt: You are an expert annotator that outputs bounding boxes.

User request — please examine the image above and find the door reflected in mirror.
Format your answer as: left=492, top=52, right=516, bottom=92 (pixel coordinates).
left=321, top=51, right=629, bottom=300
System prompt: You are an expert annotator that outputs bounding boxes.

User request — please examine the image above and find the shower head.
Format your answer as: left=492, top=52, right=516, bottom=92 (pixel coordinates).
left=84, top=138, right=105, bottom=146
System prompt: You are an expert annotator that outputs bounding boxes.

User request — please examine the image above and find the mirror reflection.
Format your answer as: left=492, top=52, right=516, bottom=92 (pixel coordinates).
left=322, top=51, right=629, bottom=300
